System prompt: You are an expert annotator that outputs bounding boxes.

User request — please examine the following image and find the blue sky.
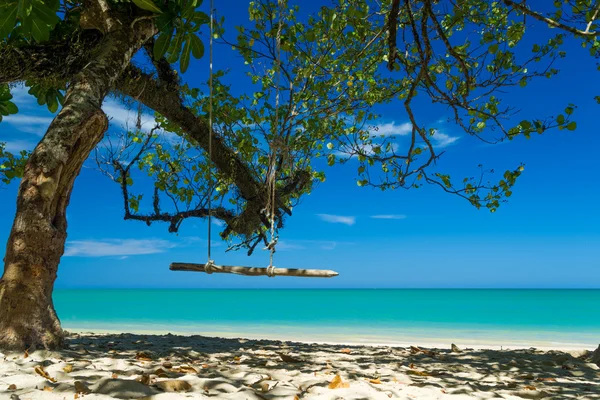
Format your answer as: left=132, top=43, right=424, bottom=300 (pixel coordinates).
left=1, top=1, right=599, bottom=289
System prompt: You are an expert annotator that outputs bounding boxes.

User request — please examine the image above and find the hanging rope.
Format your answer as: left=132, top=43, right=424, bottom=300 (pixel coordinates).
left=264, top=0, right=284, bottom=278
left=206, top=0, right=214, bottom=266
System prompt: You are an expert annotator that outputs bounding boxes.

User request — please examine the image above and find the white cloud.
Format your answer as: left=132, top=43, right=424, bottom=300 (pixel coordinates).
left=2, top=114, right=54, bottom=135
left=276, top=239, right=343, bottom=251
left=212, top=219, right=225, bottom=227
left=371, top=214, right=407, bottom=220
left=102, top=99, right=157, bottom=131
left=431, top=131, right=460, bottom=148
left=2, top=139, right=36, bottom=152
left=276, top=240, right=306, bottom=250
left=371, top=122, right=412, bottom=137
left=316, top=214, right=356, bottom=226
left=64, top=238, right=177, bottom=257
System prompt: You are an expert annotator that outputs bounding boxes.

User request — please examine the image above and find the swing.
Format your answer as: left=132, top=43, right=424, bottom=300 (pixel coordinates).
left=170, top=0, right=338, bottom=279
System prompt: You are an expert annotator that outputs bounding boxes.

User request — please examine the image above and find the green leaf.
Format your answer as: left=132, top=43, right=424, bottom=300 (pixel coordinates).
left=131, top=0, right=162, bottom=14
left=3, top=101, right=18, bottom=114
left=0, top=3, right=18, bottom=40
left=166, top=31, right=184, bottom=63
left=566, top=121, right=577, bottom=131
left=31, top=1, right=59, bottom=26
left=153, top=29, right=173, bottom=60
left=180, top=36, right=192, bottom=73
left=30, top=17, right=50, bottom=42
left=556, top=114, right=565, bottom=124
left=189, top=34, right=204, bottom=58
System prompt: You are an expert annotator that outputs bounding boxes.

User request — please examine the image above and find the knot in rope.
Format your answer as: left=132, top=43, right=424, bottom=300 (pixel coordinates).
left=204, top=260, right=216, bottom=274
left=266, top=264, right=276, bottom=278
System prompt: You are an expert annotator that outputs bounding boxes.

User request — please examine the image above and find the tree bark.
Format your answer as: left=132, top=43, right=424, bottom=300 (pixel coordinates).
left=0, top=20, right=155, bottom=350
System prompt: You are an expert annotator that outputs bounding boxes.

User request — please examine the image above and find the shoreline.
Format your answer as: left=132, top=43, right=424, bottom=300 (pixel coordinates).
left=63, top=325, right=598, bottom=351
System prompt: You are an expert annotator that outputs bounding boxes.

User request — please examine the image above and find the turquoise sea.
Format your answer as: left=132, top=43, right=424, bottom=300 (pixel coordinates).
left=55, top=289, right=600, bottom=348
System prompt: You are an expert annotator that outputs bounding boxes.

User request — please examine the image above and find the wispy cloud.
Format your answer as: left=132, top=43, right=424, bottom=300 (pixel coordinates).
left=64, top=238, right=177, bottom=257
left=431, top=131, right=460, bottom=148
left=316, top=214, right=356, bottom=226
left=371, top=122, right=412, bottom=137
left=277, top=239, right=346, bottom=251
left=2, top=114, right=54, bottom=135
left=102, top=100, right=157, bottom=131
left=2, top=139, right=36, bottom=152
left=212, top=219, right=225, bottom=227
left=371, top=214, right=407, bottom=220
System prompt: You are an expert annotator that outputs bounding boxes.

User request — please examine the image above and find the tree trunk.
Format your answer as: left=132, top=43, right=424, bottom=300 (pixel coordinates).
left=0, top=20, right=156, bottom=350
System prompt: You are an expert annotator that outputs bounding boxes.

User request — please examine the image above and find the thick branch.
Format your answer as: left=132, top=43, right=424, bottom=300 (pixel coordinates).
left=116, top=66, right=295, bottom=237
left=504, top=0, right=600, bottom=37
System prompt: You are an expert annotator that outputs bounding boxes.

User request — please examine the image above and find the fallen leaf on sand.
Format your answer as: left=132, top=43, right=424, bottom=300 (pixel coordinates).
left=369, top=378, right=382, bottom=384
left=278, top=352, right=302, bottom=363
left=63, top=364, right=73, bottom=373
left=136, top=352, right=153, bottom=361
left=74, top=381, right=91, bottom=394
left=174, top=365, right=198, bottom=374
left=136, top=374, right=151, bottom=385
left=406, top=370, right=430, bottom=377
left=536, top=377, right=556, bottom=382
left=23, top=350, right=29, bottom=358
left=74, top=394, right=79, bottom=399
left=43, top=386, right=53, bottom=392
left=34, top=366, right=57, bottom=383
left=340, top=348, right=352, bottom=354
left=524, top=385, right=537, bottom=390
left=328, top=375, right=350, bottom=389
left=294, top=396, right=300, bottom=400
left=410, top=346, right=421, bottom=354
left=8, top=384, right=16, bottom=391
left=156, top=380, right=192, bottom=392
left=111, top=373, right=118, bottom=379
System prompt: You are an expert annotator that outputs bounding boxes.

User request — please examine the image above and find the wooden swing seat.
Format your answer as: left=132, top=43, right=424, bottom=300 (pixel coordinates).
left=170, top=262, right=339, bottom=278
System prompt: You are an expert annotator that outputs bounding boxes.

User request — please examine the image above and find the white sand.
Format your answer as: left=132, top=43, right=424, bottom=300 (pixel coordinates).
left=0, top=332, right=599, bottom=399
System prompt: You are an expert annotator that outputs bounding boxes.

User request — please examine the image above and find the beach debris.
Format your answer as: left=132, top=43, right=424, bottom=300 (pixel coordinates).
left=536, top=377, right=556, bottom=382
left=155, top=379, right=192, bottom=392
left=63, top=364, right=73, bottom=373
left=136, top=373, right=151, bottom=385
left=278, top=352, right=302, bottom=363
left=34, top=366, right=57, bottom=382
left=23, top=350, right=28, bottom=358
left=328, top=375, right=350, bottom=389
left=592, top=344, right=600, bottom=366
left=135, top=351, right=153, bottom=361
left=340, top=348, right=352, bottom=354
left=524, top=385, right=537, bottom=390
left=410, top=346, right=437, bottom=357
left=43, top=386, right=54, bottom=392
left=162, top=361, right=173, bottom=369
left=451, top=343, right=461, bottom=353
left=111, top=373, right=118, bottom=379
left=173, top=365, right=198, bottom=374
left=406, top=369, right=430, bottom=377
left=260, top=380, right=278, bottom=392
left=369, top=378, right=382, bottom=384
left=8, top=384, right=17, bottom=391
left=74, top=381, right=92, bottom=394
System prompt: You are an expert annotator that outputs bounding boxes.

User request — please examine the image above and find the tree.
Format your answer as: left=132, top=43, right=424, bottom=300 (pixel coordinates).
left=0, top=0, right=598, bottom=350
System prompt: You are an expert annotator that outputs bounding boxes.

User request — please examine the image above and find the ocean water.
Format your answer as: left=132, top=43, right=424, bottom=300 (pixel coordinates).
left=54, top=289, right=600, bottom=347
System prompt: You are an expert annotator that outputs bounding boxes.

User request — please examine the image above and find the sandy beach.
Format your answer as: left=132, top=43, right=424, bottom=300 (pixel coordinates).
left=0, top=332, right=598, bottom=399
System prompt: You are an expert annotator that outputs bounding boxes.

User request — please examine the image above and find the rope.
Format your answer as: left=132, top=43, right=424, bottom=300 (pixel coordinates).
left=207, top=0, right=214, bottom=264
left=204, top=259, right=216, bottom=274
left=265, top=0, right=284, bottom=278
